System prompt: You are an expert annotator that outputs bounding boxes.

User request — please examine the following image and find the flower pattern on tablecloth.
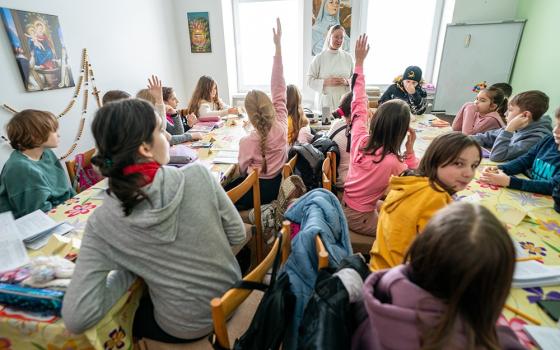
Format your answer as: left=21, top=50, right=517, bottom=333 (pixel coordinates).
left=497, top=315, right=534, bottom=349
left=104, top=327, right=126, bottom=350
left=475, top=180, right=501, bottom=191
left=506, top=191, right=550, bottom=207
left=45, top=339, right=79, bottom=350
left=0, top=338, right=12, bottom=350
left=519, top=241, right=547, bottom=256
left=537, top=219, right=560, bottom=235
left=63, top=203, right=97, bottom=217
left=523, top=287, right=560, bottom=304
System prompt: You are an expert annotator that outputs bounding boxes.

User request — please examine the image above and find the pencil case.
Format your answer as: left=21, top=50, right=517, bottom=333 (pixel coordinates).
left=0, top=283, right=64, bottom=316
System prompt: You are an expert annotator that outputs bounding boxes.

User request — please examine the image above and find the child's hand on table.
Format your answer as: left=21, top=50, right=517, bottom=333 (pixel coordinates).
left=479, top=166, right=510, bottom=187
left=190, top=132, right=203, bottom=141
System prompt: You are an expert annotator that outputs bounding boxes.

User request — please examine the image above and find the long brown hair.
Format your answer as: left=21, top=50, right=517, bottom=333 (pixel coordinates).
left=404, top=202, right=515, bottom=350
left=411, top=132, right=481, bottom=194
left=482, top=86, right=507, bottom=122
left=361, top=99, right=410, bottom=163
left=187, top=75, right=224, bottom=116
left=286, top=84, right=308, bottom=144
left=244, top=90, right=275, bottom=174
left=91, top=99, right=158, bottom=216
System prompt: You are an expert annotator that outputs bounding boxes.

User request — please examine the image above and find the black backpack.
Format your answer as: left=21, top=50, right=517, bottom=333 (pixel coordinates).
left=211, top=233, right=295, bottom=350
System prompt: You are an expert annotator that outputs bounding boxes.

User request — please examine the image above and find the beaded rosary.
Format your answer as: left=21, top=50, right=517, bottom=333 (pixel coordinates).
left=2, top=48, right=102, bottom=160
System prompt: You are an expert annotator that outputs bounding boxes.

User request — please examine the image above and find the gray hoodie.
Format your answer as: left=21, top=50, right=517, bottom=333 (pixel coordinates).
left=62, top=163, right=246, bottom=339
left=471, top=115, right=553, bottom=162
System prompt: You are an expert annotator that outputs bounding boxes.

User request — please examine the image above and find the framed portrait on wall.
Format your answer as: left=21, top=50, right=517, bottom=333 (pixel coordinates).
left=187, top=12, right=212, bottom=53
left=0, top=7, right=74, bottom=92
left=311, top=0, right=352, bottom=56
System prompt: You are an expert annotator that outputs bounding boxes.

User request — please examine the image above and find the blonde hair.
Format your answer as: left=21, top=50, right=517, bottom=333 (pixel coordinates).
left=136, top=89, right=157, bottom=105
left=286, top=84, right=308, bottom=145
left=244, top=90, right=275, bottom=174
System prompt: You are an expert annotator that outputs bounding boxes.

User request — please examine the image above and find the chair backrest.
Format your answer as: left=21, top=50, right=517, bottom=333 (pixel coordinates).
left=315, top=235, right=329, bottom=270
left=282, top=154, right=298, bottom=179
left=227, top=169, right=263, bottom=262
left=65, top=148, right=96, bottom=193
left=210, top=221, right=291, bottom=349
left=321, top=151, right=337, bottom=192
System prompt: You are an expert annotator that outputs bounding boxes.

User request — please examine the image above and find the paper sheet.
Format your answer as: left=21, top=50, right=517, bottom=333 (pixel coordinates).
left=0, top=212, right=29, bottom=272
left=15, top=210, right=61, bottom=240
left=523, top=326, right=560, bottom=350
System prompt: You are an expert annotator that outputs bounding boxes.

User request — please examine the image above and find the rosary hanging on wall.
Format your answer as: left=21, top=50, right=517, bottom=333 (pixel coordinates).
left=2, top=48, right=102, bottom=160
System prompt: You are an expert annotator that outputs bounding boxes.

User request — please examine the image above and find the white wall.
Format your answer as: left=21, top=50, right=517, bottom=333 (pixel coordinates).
left=452, top=0, right=518, bottom=23
left=0, top=0, right=187, bottom=159
left=171, top=0, right=233, bottom=105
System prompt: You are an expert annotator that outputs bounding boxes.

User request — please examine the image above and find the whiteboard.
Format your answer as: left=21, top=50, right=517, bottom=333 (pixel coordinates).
left=433, top=21, right=525, bottom=115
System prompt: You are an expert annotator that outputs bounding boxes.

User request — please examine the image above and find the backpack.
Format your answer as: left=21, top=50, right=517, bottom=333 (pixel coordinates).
left=249, top=175, right=306, bottom=251
left=210, top=232, right=295, bottom=350
left=73, top=153, right=102, bottom=192
left=288, top=144, right=325, bottom=191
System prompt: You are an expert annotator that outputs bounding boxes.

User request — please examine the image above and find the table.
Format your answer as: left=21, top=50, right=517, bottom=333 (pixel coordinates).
left=413, top=114, right=560, bottom=348
left=0, top=116, right=250, bottom=350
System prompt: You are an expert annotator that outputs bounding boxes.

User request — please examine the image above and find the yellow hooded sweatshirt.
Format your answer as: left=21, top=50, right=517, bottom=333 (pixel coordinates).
left=369, top=176, right=452, bottom=271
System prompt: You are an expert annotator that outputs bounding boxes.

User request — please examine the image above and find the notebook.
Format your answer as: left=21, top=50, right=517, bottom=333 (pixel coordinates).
left=523, top=326, right=560, bottom=350
left=513, top=260, right=560, bottom=288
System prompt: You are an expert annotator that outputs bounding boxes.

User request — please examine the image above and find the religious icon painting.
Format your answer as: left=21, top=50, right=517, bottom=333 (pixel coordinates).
left=0, top=8, right=75, bottom=92
left=187, top=12, right=212, bottom=53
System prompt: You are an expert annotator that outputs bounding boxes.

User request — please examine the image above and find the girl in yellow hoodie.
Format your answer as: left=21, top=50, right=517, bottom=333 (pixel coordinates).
left=370, top=132, right=482, bottom=271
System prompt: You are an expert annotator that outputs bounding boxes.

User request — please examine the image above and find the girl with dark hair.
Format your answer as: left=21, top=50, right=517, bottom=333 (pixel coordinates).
left=342, top=34, right=418, bottom=237
left=162, top=86, right=198, bottom=132
left=452, top=86, right=508, bottom=135
left=286, top=84, right=313, bottom=145
left=370, top=132, right=481, bottom=271
left=353, top=202, right=524, bottom=350
left=61, top=98, right=246, bottom=343
left=187, top=75, right=238, bottom=118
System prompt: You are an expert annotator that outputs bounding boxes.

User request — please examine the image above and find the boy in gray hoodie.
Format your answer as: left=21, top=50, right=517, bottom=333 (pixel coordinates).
left=471, top=90, right=551, bottom=162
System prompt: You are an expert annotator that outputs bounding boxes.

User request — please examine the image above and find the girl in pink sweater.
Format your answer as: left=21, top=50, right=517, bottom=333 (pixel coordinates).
left=343, top=34, right=418, bottom=237
left=452, top=86, right=507, bottom=135
left=233, top=18, right=288, bottom=209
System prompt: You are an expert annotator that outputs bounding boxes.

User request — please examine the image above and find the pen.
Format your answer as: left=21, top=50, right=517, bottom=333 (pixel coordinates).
left=504, top=304, right=541, bottom=325
left=515, top=256, right=544, bottom=262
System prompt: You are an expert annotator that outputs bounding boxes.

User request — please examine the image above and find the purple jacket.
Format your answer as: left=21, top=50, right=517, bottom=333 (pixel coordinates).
left=352, top=265, right=525, bottom=350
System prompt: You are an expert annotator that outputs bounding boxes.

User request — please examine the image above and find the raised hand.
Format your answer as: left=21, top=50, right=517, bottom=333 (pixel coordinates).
left=354, top=34, right=370, bottom=66
left=273, top=17, right=282, bottom=47
left=147, top=75, right=163, bottom=104
left=405, top=127, right=416, bottom=153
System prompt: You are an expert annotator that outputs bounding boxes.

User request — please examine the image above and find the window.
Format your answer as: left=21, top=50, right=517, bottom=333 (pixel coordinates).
left=364, top=0, right=445, bottom=86
left=233, top=0, right=302, bottom=92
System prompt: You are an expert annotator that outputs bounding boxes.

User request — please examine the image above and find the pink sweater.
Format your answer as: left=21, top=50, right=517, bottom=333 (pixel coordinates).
left=452, top=102, right=505, bottom=135
left=343, top=66, right=418, bottom=213
left=238, top=55, right=288, bottom=179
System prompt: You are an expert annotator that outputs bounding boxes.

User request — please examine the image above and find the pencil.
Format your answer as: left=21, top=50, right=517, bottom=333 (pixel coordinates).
left=542, top=240, right=560, bottom=254
left=504, top=304, right=541, bottom=325
left=516, top=256, right=544, bottom=262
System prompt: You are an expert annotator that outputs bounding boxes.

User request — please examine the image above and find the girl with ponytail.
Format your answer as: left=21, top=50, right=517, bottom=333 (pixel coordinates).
left=62, top=98, right=246, bottom=342
left=234, top=18, right=288, bottom=209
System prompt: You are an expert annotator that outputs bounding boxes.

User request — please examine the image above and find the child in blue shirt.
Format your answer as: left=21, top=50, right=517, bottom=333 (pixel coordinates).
left=0, top=110, right=75, bottom=218
left=480, top=107, right=560, bottom=195
left=471, top=90, right=551, bottom=162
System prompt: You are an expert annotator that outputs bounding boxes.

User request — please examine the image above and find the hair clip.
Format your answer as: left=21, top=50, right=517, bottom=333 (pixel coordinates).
left=104, top=157, right=113, bottom=167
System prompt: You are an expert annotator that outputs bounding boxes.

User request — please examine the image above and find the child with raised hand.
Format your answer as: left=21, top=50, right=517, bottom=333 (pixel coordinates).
left=286, top=84, right=313, bottom=145
left=379, top=66, right=427, bottom=115
left=480, top=106, right=560, bottom=195
left=136, top=76, right=202, bottom=145
left=187, top=76, right=238, bottom=118
left=62, top=98, right=246, bottom=342
left=0, top=110, right=75, bottom=218
left=327, top=87, right=354, bottom=188
left=162, top=86, right=197, bottom=132
left=343, top=34, right=418, bottom=237
left=452, top=85, right=507, bottom=135
left=370, top=132, right=481, bottom=271
left=233, top=18, right=288, bottom=209
left=353, top=202, right=524, bottom=350
left=471, top=90, right=552, bottom=162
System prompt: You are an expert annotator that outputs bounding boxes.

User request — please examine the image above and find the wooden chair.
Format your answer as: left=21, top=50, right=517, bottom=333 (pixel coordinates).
left=282, top=154, right=298, bottom=179
left=315, top=235, right=329, bottom=270
left=227, top=169, right=263, bottom=263
left=321, top=151, right=336, bottom=192
left=65, top=148, right=97, bottom=193
left=210, top=221, right=291, bottom=349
